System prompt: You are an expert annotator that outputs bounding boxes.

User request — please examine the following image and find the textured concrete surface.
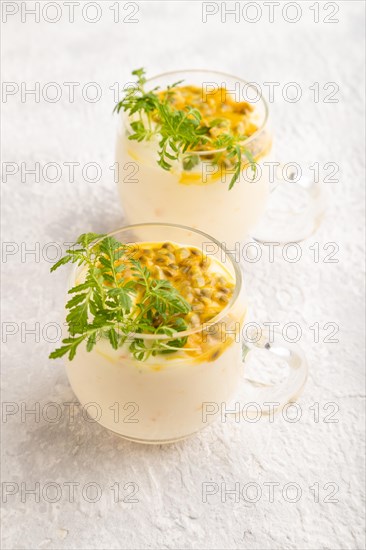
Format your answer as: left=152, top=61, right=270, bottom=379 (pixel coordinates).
left=1, top=1, right=365, bottom=549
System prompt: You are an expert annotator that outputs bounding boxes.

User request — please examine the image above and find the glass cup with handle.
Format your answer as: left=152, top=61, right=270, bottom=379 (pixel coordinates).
left=64, top=223, right=308, bottom=444
left=115, top=70, right=324, bottom=247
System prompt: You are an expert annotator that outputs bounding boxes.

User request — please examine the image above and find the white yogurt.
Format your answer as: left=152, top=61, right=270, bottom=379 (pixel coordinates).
left=64, top=245, right=246, bottom=443
left=116, top=123, right=273, bottom=247
left=66, top=335, right=243, bottom=443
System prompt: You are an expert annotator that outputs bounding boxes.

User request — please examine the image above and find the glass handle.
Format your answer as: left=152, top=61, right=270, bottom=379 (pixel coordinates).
left=234, top=329, right=308, bottom=419
left=251, top=162, right=326, bottom=244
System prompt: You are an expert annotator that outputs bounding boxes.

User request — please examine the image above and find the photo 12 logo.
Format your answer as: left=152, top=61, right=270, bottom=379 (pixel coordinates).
left=201, top=80, right=340, bottom=104
left=200, top=160, right=340, bottom=185
left=201, top=480, right=339, bottom=504
left=201, top=239, right=340, bottom=265
left=201, top=400, right=340, bottom=424
left=1, top=480, right=140, bottom=504
left=1, top=400, right=140, bottom=425
left=1, top=1, right=140, bottom=24
left=1, top=160, right=138, bottom=185
left=201, top=1, right=340, bottom=24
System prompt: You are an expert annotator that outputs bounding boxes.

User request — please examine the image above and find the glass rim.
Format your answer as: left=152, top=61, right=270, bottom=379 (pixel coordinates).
left=121, top=68, right=270, bottom=155
left=71, top=222, right=243, bottom=341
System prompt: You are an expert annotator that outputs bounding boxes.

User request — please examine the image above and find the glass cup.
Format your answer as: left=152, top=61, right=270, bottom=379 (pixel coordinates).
left=116, top=70, right=324, bottom=246
left=116, top=70, right=272, bottom=247
left=65, top=224, right=308, bottom=444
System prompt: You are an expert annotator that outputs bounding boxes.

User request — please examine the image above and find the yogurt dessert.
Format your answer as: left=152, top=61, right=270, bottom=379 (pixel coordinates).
left=115, top=69, right=273, bottom=245
left=50, top=226, right=247, bottom=442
